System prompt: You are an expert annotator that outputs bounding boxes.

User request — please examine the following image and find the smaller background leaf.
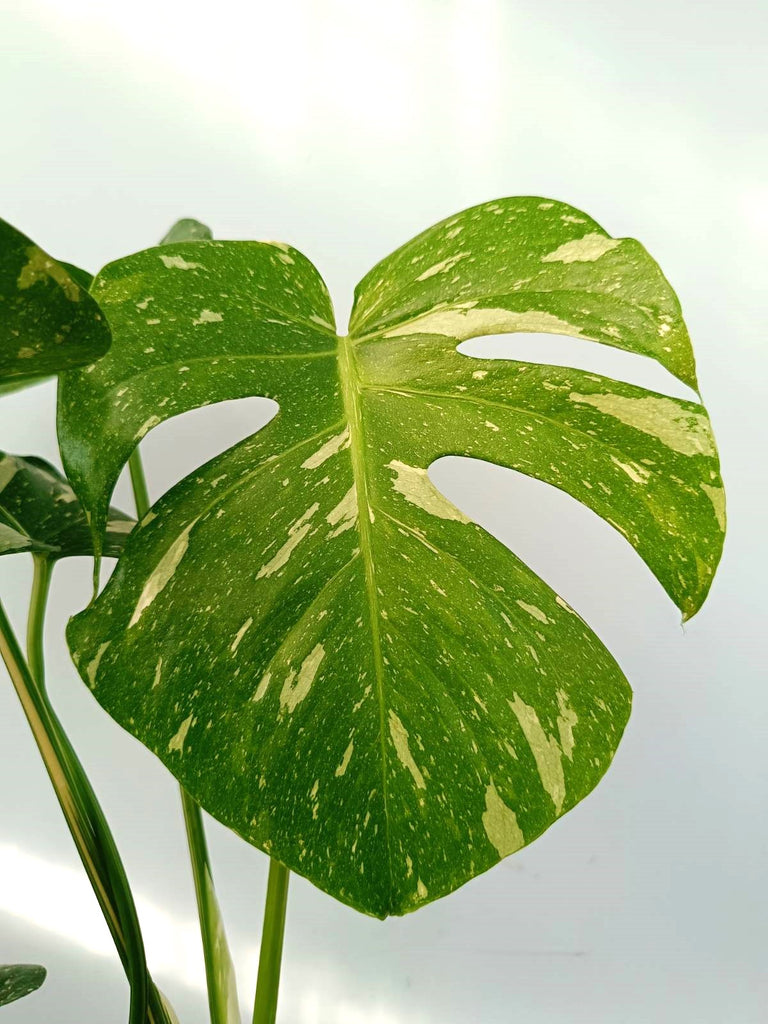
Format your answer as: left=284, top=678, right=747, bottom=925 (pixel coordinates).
left=0, top=451, right=134, bottom=559
left=0, top=217, right=109, bottom=383
left=160, top=218, right=213, bottom=245
left=0, top=964, right=46, bottom=1007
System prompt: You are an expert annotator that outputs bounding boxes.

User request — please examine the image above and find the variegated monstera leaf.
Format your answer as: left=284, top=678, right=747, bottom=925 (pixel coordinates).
left=0, top=216, right=108, bottom=387
left=60, top=198, right=724, bottom=917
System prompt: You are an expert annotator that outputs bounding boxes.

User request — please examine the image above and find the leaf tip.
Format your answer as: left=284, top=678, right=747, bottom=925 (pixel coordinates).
left=160, top=219, right=213, bottom=245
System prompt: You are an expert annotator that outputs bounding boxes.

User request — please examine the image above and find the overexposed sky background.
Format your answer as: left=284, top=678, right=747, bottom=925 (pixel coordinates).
left=0, top=2, right=766, bottom=1022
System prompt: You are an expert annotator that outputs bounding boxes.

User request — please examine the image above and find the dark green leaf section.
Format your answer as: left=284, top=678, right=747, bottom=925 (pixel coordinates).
left=0, top=451, right=133, bottom=559
left=0, top=217, right=108, bottom=382
left=59, top=262, right=94, bottom=291
left=0, top=964, right=46, bottom=1007
left=0, top=258, right=93, bottom=395
left=0, top=377, right=46, bottom=397
left=62, top=198, right=723, bottom=917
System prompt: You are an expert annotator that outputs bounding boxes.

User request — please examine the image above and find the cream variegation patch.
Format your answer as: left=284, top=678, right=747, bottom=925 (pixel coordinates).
left=482, top=781, right=524, bottom=857
left=301, top=428, right=350, bottom=470
left=280, top=643, right=325, bottom=713
left=508, top=693, right=575, bottom=814
left=541, top=233, right=620, bottom=264
left=17, top=246, right=80, bottom=300
left=168, top=714, right=194, bottom=754
left=384, top=303, right=584, bottom=341
left=257, top=504, right=319, bottom=579
left=388, top=710, right=426, bottom=789
left=386, top=461, right=470, bottom=523
left=159, top=254, right=203, bottom=270
left=570, top=392, right=715, bottom=458
left=129, top=519, right=198, bottom=627
left=700, top=482, right=726, bottom=530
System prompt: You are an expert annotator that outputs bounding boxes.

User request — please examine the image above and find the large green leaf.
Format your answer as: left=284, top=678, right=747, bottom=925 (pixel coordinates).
left=60, top=198, right=724, bottom=917
left=0, top=217, right=108, bottom=383
left=0, top=451, right=133, bottom=559
left=0, top=964, right=46, bottom=1007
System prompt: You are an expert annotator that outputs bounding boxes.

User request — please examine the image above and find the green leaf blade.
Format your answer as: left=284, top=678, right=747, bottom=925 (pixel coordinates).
left=0, top=964, right=46, bottom=1007
left=356, top=337, right=724, bottom=618
left=67, top=413, right=632, bottom=915
left=63, top=199, right=723, bottom=917
left=58, top=261, right=94, bottom=291
left=160, top=218, right=213, bottom=245
left=0, top=217, right=108, bottom=383
left=0, top=451, right=134, bottom=560
left=58, top=239, right=336, bottom=549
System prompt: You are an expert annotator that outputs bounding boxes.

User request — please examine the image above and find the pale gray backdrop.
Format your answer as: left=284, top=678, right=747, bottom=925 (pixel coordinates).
left=0, top=1, right=765, bottom=1021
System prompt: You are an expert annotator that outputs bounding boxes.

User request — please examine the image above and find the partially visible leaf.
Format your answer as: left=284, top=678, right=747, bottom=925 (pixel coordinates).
left=157, top=989, right=182, bottom=1024
left=0, top=217, right=109, bottom=382
left=0, top=607, right=176, bottom=1024
left=0, top=964, right=46, bottom=1007
left=0, top=262, right=93, bottom=395
left=58, top=261, right=94, bottom=291
left=0, top=228, right=167, bottom=1024
left=62, top=198, right=724, bottom=918
left=160, top=219, right=213, bottom=245
left=0, top=451, right=133, bottom=559
left=0, top=375, right=51, bottom=397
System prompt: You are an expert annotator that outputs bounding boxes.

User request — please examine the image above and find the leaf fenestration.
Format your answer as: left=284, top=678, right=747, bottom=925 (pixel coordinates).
left=61, top=198, right=724, bottom=917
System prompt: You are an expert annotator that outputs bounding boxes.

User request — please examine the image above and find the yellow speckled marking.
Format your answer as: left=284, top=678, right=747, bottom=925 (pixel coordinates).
left=541, top=233, right=620, bottom=264
left=280, top=643, right=325, bottom=713
left=388, top=710, right=426, bottom=789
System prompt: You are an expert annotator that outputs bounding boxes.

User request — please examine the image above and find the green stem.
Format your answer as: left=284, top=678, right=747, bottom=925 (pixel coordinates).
left=128, top=450, right=151, bottom=522
left=26, top=555, right=52, bottom=686
left=181, top=791, right=238, bottom=1024
left=0, top=595, right=173, bottom=1024
left=252, top=860, right=290, bottom=1024
left=129, top=449, right=236, bottom=1024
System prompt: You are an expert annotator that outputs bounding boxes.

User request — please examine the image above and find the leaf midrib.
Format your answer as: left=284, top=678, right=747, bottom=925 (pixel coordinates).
left=337, top=333, right=394, bottom=910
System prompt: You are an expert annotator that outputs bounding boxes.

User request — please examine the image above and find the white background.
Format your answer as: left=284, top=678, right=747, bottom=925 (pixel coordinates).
left=0, top=2, right=766, bottom=1021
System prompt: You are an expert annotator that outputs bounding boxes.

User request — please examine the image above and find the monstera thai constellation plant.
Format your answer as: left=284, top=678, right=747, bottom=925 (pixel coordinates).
left=0, top=198, right=724, bottom=1022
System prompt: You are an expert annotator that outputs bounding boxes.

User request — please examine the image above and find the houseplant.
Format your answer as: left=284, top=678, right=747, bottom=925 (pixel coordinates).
left=0, top=197, right=724, bottom=1021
